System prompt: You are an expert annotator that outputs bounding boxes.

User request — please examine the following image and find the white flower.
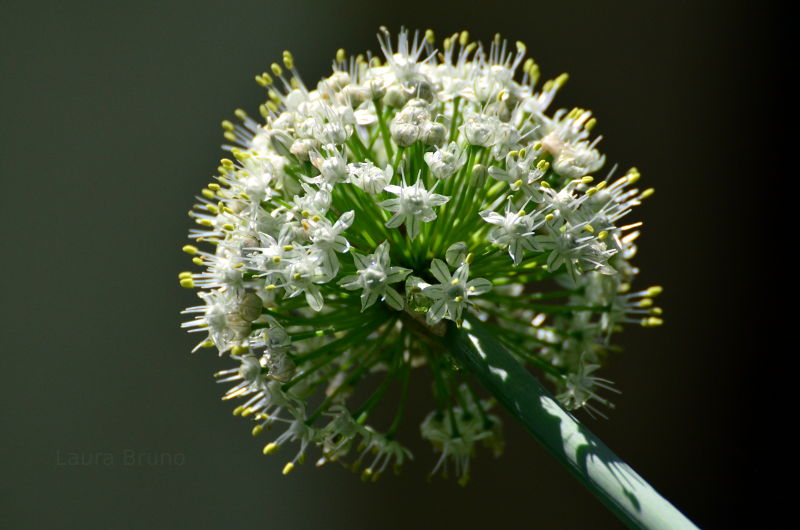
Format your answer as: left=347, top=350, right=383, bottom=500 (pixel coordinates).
left=339, top=242, right=411, bottom=311
left=390, top=99, right=432, bottom=146
left=420, top=384, right=503, bottom=484
left=347, top=162, right=392, bottom=194
left=462, top=110, right=499, bottom=147
left=283, top=252, right=329, bottom=311
left=379, top=177, right=449, bottom=239
left=307, top=210, right=354, bottom=276
left=309, top=147, right=350, bottom=185
left=423, top=142, right=466, bottom=179
left=480, top=201, right=545, bottom=265
left=533, top=221, right=616, bottom=280
left=422, top=259, right=492, bottom=325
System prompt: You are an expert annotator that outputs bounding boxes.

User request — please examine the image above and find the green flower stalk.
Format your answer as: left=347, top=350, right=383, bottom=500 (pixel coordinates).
left=179, top=28, right=684, bottom=523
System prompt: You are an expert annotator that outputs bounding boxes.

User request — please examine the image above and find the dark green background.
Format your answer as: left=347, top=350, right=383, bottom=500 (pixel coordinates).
left=1, top=1, right=780, bottom=528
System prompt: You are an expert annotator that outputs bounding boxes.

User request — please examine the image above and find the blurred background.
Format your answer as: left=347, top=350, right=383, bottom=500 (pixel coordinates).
left=0, top=0, right=781, bottom=528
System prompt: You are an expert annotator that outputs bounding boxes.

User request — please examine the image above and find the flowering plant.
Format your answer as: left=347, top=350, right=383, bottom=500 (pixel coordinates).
left=180, top=27, right=693, bottom=528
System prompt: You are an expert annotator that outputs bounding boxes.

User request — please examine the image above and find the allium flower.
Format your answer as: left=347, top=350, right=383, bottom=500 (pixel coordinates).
left=179, top=27, right=663, bottom=484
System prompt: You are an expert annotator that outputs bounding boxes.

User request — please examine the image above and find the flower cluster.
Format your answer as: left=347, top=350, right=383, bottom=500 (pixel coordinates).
left=180, top=28, right=662, bottom=482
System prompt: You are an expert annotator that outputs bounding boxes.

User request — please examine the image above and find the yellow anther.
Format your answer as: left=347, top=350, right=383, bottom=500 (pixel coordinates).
left=581, top=176, right=594, bottom=183
left=268, top=89, right=281, bottom=102
left=650, top=307, right=663, bottom=315
left=234, top=109, right=248, bottom=120
left=265, top=284, right=277, bottom=291
left=222, top=223, right=234, bottom=231
left=251, top=425, right=264, bottom=437
left=282, top=50, right=294, bottom=69
left=192, top=257, right=203, bottom=266
left=220, top=158, right=234, bottom=168
left=270, top=62, right=282, bottom=76
left=283, top=245, right=294, bottom=251
left=627, top=168, right=641, bottom=184
left=265, top=101, right=278, bottom=113
left=597, top=231, right=609, bottom=240
left=425, top=29, right=435, bottom=44
left=583, top=224, right=594, bottom=233
left=586, top=187, right=597, bottom=196
left=638, top=298, right=654, bottom=308
left=272, top=256, right=281, bottom=263
left=450, top=278, right=460, bottom=285
left=221, top=120, right=234, bottom=131
left=468, top=286, right=475, bottom=292
left=516, top=40, right=526, bottom=54
left=555, top=72, right=569, bottom=88
left=519, top=148, right=527, bottom=158
left=641, top=188, right=655, bottom=198
left=517, top=209, right=526, bottom=216
left=179, top=271, right=193, bottom=279
left=197, top=219, right=213, bottom=227
left=454, top=296, right=463, bottom=302
left=523, top=58, right=534, bottom=73
left=459, top=30, right=469, bottom=46
left=596, top=181, right=607, bottom=190
left=536, top=160, right=549, bottom=171
left=179, top=278, right=194, bottom=288
left=643, top=317, right=664, bottom=327
left=263, top=443, right=279, bottom=455
left=301, top=220, right=310, bottom=231
left=585, top=117, right=597, bottom=131
left=532, top=141, right=542, bottom=151
left=201, top=188, right=215, bottom=199
left=261, top=72, right=273, bottom=85
left=464, top=42, right=477, bottom=55
left=336, top=48, right=346, bottom=63
left=311, top=215, right=321, bottom=222
left=540, top=181, right=551, bottom=189
left=647, top=286, right=664, bottom=296
left=282, top=462, right=295, bottom=475
left=443, top=37, right=452, bottom=52
left=232, top=405, right=244, bottom=415
left=223, top=132, right=236, bottom=142
left=289, top=77, right=300, bottom=89
left=512, top=179, right=523, bottom=188
left=465, top=253, right=474, bottom=264
left=182, top=245, right=199, bottom=255
left=241, top=407, right=253, bottom=417
left=508, top=150, right=518, bottom=158
left=301, top=210, right=311, bottom=218
left=230, top=344, right=248, bottom=356
left=293, top=273, right=301, bottom=280
left=545, top=213, right=554, bottom=222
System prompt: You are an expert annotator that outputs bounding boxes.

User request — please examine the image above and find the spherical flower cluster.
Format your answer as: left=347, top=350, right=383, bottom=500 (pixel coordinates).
left=180, top=28, right=662, bottom=483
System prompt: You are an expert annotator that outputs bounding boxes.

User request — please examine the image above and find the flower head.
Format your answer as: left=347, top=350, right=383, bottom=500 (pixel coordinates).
left=180, top=28, right=661, bottom=483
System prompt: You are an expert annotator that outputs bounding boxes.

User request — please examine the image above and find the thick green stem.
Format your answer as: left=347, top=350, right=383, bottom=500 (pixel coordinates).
left=442, top=316, right=698, bottom=530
